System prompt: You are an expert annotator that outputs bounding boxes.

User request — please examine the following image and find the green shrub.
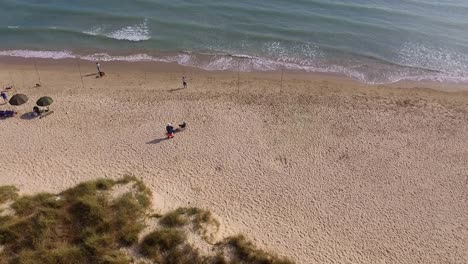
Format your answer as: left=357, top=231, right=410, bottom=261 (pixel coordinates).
left=225, top=235, right=294, bottom=264
left=159, top=208, right=189, bottom=227
left=12, top=193, right=61, bottom=216
left=165, top=244, right=204, bottom=264
left=140, top=229, right=186, bottom=257
left=0, top=177, right=294, bottom=264
left=114, top=175, right=137, bottom=185
left=69, top=195, right=108, bottom=228
left=112, top=193, right=146, bottom=246
left=0, top=186, right=18, bottom=204
left=62, top=178, right=115, bottom=200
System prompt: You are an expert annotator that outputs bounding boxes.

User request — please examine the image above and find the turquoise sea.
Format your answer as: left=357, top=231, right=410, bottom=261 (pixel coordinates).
left=0, top=0, right=467, bottom=84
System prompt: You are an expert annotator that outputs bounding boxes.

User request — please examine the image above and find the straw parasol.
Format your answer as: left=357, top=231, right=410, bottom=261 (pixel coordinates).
left=9, top=94, right=28, bottom=106
left=36, top=96, right=53, bottom=107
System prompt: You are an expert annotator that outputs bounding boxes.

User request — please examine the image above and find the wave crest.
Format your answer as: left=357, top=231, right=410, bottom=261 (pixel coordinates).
left=0, top=49, right=467, bottom=85
left=83, top=20, right=150, bottom=42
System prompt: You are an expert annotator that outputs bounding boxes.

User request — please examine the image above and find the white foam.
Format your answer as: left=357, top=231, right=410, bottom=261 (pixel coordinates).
left=107, top=20, right=150, bottom=41
left=82, top=20, right=150, bottom=42
left=0, top=50, right=76, bottom=60
left=83, top=26, right=103, bottom=36
left=0, top=48, right=467, bottom=85
left=397, top=42, right=468, bottom=76
left=7, top=26, right=19, bottom=29
left=80, top=53, right=156, bottom=62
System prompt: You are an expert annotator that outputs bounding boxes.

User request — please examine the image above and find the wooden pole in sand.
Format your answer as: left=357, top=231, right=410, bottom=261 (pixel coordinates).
left=21, top=67, right=25, bottom=90
left=280, top=67, right=284, bottom=94
left=33, top=58, right=41, bottom=86
left=237, top=60, right=240, bottom=94
left=8, top=72, right=15, bottom=90
left=76, top=58, right=85, bottom=89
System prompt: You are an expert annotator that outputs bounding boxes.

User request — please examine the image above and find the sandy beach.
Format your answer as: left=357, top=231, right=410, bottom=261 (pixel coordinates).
left=0, top=58, right=467, bottom=263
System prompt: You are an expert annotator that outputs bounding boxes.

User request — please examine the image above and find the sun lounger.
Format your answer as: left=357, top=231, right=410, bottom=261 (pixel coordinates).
left=0, top=110, right=16, bottom=117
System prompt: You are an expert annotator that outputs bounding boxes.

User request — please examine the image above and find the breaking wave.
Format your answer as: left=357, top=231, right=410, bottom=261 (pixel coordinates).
left=0, top=48, right=467, bottom=85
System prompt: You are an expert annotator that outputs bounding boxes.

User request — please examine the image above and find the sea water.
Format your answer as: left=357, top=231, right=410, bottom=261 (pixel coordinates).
left=0, top=0, right=467, bottom=84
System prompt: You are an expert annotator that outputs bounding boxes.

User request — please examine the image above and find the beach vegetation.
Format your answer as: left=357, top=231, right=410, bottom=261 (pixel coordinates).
left=0, top=177, right=294, bottom=264
left=0, top=186, right=18, bottom=204
left=221, top=235, right=294, bottom=264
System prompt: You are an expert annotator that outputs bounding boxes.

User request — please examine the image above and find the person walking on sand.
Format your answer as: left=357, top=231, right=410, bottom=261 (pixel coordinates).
left=96, top=62, right=103, bottom=77
left=166, top=123, right=175, bottom=139
left=182, top=76, right=187, bottom=88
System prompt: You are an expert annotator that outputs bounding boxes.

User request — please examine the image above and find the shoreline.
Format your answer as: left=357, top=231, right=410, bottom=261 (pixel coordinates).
left=1, top=56, right=468, bottom=95
left=1, top=47, right=468, bottom=87
left=1, top=56, right=467, bottom=263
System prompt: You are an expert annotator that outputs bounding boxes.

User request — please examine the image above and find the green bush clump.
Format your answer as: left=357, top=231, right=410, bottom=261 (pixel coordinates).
left=0, top=177, right=151, bottom=264
left=159, top=207, right=218, bottom=232
left=223, top=235, right=294, bottom=264
left=141, top=229, right=186, bottom=255
left=159, top=208, right=189, bottom=227
left=0, top=186, right=18, bottom=204
left=140, top=229, right=205, bottom=264
left=0, top=177, right=294, bottom=264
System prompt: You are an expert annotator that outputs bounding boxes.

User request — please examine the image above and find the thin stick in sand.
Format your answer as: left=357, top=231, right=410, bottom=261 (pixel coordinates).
left=237, top=60, right=240, bottom=94
left=8, top=71, right=15, bottom=89
left=280, top=67, right=284, bottom=94
left=21, top=67, right=25, bottom=90
left=76, top=59, right=85, bottom=89
left=33, top=58, right=42, bottom=86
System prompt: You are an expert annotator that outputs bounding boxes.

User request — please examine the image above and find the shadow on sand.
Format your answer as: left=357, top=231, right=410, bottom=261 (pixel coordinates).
left=146, top=137, right=170, bottom=144
left=168, top=87, right=185, bottom=93
left=20, top=112, right=39, bottom=120
left=84, top=73, right=98, bottom=77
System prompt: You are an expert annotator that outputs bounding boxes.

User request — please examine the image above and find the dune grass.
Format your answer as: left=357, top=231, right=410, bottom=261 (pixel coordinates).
left=0, top=177, right=294, bottom=264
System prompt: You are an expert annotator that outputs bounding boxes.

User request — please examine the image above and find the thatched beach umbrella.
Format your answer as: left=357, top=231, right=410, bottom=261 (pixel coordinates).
left=9, top=94, right=28, bottom=106
left=36, top=96, right=53, bottom=107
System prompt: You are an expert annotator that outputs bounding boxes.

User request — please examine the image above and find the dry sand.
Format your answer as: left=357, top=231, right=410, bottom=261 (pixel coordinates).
left=0, top=58, right=467, bottom=263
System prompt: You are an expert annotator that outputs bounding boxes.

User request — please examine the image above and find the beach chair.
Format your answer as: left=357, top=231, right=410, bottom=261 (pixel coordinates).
left=0, top=110, right=16, bottom=118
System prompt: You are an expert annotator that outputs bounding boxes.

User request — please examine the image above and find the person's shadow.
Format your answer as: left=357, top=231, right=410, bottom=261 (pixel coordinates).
left=84, top=73, right=98, bottom=77
left=168, top=88, right=185, bottom=93
left=146, top=137, right=169, bottom=144
left=20, top=112, right=39, bottom=120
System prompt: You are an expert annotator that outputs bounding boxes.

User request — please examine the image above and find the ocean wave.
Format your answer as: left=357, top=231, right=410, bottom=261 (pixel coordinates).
left=82, top=20, right=150, bottom=42
left=80, top=53, right=162, bottom=62
left=397, top=42, right=468, bottom=76
left=0, top=50, right=76, bottom=60
left=0, top=49, right=467, bottom=85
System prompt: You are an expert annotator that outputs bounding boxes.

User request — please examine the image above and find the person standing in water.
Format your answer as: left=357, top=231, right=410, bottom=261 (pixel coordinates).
left=182, top=76, right=187, bottom=88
